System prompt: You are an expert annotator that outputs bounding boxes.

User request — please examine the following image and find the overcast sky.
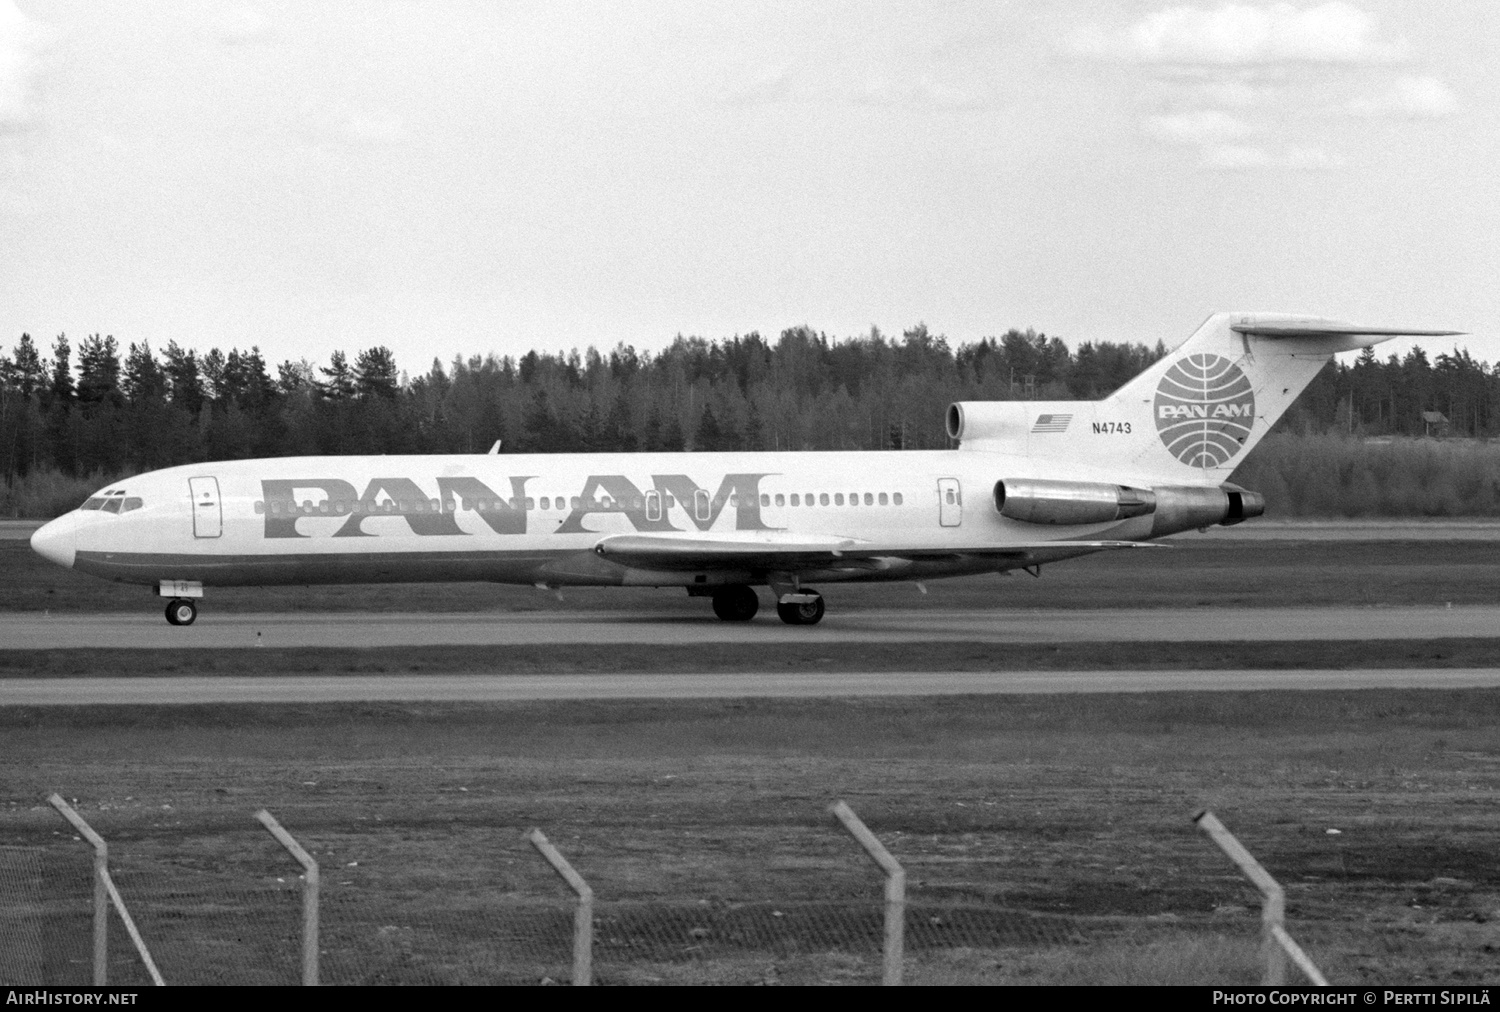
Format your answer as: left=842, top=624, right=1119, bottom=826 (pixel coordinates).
left=0, top=1, right=1494, bottom=376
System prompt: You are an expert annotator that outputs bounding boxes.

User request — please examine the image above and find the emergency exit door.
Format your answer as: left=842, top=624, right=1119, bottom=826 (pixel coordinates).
left=189, top=476, right=222, bottom=538
left=938, top=478, right=962, bottom=527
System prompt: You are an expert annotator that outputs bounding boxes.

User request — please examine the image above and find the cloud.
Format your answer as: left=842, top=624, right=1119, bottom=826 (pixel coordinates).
left=219, top=6, right=273, bottom=46
left=723, top=66, right=794, bottom=107
left=289, top=103, right=406, bottom=148
left=1137, top=109, right=1338, bottom=171
left=1072, top=4, right=1444, bottom=170
left=724, top=66, right=989, bottom=112
left=1190, top=77, right=1286, bottom=108
left=0, top=0, right=51, bottom=134
left=1143, top=109, right=1257, bottom=145
left=1200, top=143, right=1341, bottom=170
left=1344, top=75, right=1458, bottom=118
left=345, top=111, right=405, bottom=145
left=851, top=76, right=987, bottom=110
left=1073, top=2, right=1408, bottom=65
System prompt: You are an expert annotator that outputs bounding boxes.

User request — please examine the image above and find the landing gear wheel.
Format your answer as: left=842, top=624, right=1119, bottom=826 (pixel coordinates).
left=776, top=591, right=825, bottom=626
left=711, top=584, right=760, bottom=622
left=165, top=599, right=197, bottom=626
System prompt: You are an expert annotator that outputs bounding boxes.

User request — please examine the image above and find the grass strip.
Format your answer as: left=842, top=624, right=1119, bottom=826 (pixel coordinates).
left=4, top=638, right=1500, bottom=678
left=4, top=686, right=1500, bottom=732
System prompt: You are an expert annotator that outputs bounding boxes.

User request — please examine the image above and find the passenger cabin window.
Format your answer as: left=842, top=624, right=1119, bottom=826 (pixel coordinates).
left=893, top=493, right=903, bottom=505
left=864, top=493, right=873, bottom=505
left=774, top=494, right=784, bottom=507
left=878, top=493, right=888, bottom=505
left=789, top=494, right=799, bottom=507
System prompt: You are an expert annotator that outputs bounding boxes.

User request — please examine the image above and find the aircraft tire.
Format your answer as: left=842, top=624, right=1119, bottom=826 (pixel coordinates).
left=776, top=592, right=824, bottom=626
left=711, top=584, right=760, bottom=622
left=165, top=599, right=197, bottom=627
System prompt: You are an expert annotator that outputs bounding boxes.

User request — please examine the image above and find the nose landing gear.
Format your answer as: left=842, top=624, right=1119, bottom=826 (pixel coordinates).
left=164, top=599, right=197, bottom=626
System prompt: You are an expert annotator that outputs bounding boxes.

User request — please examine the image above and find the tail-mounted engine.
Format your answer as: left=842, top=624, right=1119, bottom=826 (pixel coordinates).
left=993, top=478, right=1264, bottom=533
left=994, top=479, right=1155, bottom=525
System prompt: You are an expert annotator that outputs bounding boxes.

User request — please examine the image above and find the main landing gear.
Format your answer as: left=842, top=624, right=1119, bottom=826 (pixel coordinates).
left=775, top=591, right=825, bottom=626
left=164, top=599, right=197, bottom=626
left=711, top=584, right=759, bottom=622
left=708, top=584, right=826, bottom=625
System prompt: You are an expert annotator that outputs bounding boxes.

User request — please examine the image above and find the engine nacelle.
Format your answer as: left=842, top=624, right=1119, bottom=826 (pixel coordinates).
left=993, top=479, right=1265, bottom=531
left=947, top=401, right=1034, bottom=445
left=1149, top=483, right=1266, bottom=536
left=994, top=479, right=1156, bottom=526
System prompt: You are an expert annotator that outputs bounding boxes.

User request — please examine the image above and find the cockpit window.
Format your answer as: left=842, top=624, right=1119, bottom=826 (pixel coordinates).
left=81, top=490, right=141, bottom=513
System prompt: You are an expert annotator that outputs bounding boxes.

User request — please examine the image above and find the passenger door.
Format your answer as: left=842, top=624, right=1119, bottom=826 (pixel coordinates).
left=938, top=478, right=962, bottom=527
left=189, top=476, right=222, bottom=538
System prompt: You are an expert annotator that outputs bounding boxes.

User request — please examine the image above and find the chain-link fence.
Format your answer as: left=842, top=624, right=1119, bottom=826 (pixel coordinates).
left=0, top=846, right=93, bottom=985
left=1, top=802, right=1299, bottom=986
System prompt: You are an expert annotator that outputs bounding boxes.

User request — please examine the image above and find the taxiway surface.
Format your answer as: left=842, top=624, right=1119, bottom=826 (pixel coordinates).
left=7, top=667, right=1500, bottom=704
left=4, top=605, right=1499, bottom=649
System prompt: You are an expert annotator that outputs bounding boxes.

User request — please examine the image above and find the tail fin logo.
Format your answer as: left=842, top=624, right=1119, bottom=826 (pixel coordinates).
left=1153, top=354, right=1255, bottom=468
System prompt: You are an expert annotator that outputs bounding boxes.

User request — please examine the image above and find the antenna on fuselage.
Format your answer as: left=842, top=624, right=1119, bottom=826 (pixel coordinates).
left=488, top=440, right=502, bottom=454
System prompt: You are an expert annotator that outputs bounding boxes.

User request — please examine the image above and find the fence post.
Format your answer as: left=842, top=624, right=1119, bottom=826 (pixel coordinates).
left=528, top=829, right=593, bottom=986
left=255, top=810, right=319, bottom=986
left=831, top=800, right=905, bottom=986
left=1194, top=809, right=1328, bottom=987
left=47, top=794, right=165, bottom=986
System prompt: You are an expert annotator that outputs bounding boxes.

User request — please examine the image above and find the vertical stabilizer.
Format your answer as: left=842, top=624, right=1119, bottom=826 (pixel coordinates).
left=950, top=313, right=1462, bottom=483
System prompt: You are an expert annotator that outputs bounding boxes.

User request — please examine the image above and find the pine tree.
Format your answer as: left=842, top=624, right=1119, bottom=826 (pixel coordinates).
left=318, top=351, right=357, bottom=401
left=354, top=346, right=399, bottom=399
left=162, top=342, right=204, bottom=414
left=11, top=334, right=45, bottom=398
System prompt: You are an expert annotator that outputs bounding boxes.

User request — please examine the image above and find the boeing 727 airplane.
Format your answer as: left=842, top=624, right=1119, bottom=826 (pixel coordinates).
left=28, top=312, right=1459, bottom=626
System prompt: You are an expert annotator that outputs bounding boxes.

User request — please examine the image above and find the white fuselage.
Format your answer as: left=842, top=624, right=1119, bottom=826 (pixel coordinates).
left=31, top=449, right=1169, bottom=591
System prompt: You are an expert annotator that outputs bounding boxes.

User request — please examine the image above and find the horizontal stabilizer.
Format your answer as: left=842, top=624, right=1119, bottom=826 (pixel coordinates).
left=1230, top=317, right=1463, bottom=339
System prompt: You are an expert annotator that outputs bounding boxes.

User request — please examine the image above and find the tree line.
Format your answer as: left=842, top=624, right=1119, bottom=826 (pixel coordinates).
left=1, top=324, right=1497, bottom=517
left=0, top=325, right=1160, bottom=483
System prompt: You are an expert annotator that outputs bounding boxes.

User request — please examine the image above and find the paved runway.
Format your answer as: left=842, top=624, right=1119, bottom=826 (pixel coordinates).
left=3, top=605, right=1498, bottom=648
left=7, top=667, right=1500, bottom=704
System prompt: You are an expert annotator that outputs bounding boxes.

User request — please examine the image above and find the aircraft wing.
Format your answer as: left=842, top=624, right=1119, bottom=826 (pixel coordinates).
left=593, top=533, right=1160, bottom=571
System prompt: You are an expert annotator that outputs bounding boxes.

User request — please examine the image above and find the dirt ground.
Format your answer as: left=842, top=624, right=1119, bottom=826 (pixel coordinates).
left=3, top=693, right=1498, bottom=985
left=3, top=538, right=1499, bottom=985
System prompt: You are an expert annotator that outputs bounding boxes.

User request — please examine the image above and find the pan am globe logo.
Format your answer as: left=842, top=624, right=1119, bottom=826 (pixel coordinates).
left=1153, top=354, right=1255, bottom=468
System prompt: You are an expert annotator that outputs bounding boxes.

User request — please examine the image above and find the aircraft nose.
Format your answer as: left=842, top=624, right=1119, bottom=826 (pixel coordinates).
left=30, top=514, right=77, bottom=569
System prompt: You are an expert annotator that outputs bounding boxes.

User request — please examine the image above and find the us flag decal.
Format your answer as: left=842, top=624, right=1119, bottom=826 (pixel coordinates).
left=1031, top=413, right=1072, bottom=433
